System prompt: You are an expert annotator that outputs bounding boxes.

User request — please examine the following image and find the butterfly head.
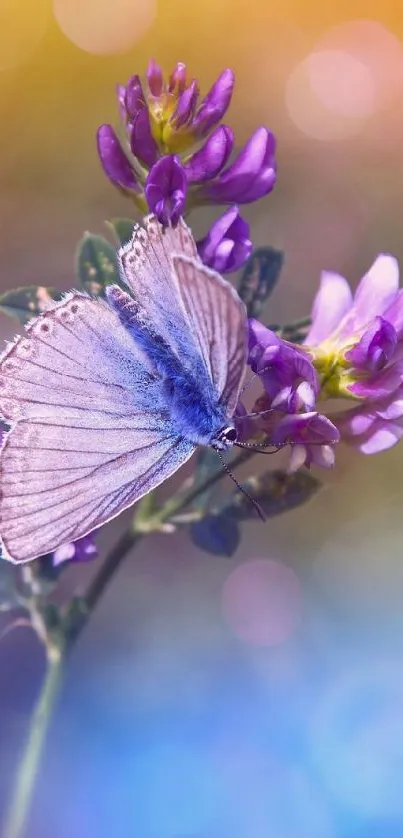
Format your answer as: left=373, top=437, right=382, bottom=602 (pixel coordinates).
left=211, top=424, right=238, bottom=451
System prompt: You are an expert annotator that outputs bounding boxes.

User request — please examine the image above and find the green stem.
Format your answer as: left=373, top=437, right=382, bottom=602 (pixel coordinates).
left=3, top=647, right=64, bottom=838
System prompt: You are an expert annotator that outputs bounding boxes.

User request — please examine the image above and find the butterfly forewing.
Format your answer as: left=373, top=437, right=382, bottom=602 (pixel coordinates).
left=0, top=292, right=195, bottom=563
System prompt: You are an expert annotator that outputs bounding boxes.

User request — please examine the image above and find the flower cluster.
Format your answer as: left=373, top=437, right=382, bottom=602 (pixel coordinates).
left=247, top=320, right=340, bottom=471
left=96, top=57, right=403, bottom=472
left=248, top=254, right=403, bottom=469
left=97, top=60, right=276, bottom=272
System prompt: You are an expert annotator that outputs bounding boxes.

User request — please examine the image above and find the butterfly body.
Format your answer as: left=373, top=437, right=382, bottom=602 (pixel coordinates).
left=108, top=286, right=229, bottom=447
left=0, top=216, right=247, bottom=563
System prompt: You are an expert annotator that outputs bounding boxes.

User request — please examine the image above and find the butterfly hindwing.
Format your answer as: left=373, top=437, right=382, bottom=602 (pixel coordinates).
left=0, top=291, right=195, bottom=563
left=118, top=215, right=248, bottom=412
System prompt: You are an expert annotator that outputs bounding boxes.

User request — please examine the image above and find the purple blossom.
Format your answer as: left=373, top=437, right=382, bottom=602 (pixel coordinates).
left=244, top=320, right=338, bottom=470
left=248, top=319, right=319, bottom=413
left=305, top=254, right=403, bottom=453
left=52, top=534, right=98, bottom=567
left=197, top=206, right=252, bottom=273
left=145, top=155, right=187, bottom=226
left=96, top=59, right=277, bottom=224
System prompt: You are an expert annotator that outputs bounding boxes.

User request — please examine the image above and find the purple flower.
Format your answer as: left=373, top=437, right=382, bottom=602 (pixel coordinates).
left=197, top=206, right=252, bottom=273
left=305, top=254, right=403, bottom=453
left=52, top=534, right=98, bottom=567
left=97, top=59, right=276, bottom=223
left=248, top=319, right=319, bottom=413
left=199, top=128, right=277, bottom=205
left=145, top=155, right=187, bottom=226
left=243, top=320, right=338, bottom=470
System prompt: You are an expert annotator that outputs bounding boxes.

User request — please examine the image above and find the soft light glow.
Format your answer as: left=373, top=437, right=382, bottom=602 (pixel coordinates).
left=286, top=52, right=374, bottom=141
left=316, top=19, right=403, bottom=109
left=53, top=0, right=155, bottom=55
left=308, top=50, right=375, bottom=119
left=221, top=559, right=302, bottom=646
left=0, top=0, right=48, bottom=70
left=311, top=664, right=403, bottom=817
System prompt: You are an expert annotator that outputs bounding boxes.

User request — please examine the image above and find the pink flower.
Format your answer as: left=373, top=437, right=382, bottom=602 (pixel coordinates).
left=305, top=254, right=403, bottom=453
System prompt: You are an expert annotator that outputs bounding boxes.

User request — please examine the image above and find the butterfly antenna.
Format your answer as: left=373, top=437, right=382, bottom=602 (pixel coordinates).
left=236, top=438, right=339, bottom=454
left=235, top=440, right=284, bottom=455
left=214, top=448, right=266, bottom=521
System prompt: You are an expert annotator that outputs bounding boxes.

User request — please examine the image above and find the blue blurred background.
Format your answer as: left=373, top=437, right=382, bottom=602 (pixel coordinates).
left=1, top=1, right=403, bottom=836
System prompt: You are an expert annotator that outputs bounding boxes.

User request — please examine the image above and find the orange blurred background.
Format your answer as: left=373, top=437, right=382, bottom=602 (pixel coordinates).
left=1, top=2, right=403, bottom=836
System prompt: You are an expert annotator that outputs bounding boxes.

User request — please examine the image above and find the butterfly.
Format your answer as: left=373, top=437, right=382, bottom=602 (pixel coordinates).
left=0, top=215, right=248, bottom=563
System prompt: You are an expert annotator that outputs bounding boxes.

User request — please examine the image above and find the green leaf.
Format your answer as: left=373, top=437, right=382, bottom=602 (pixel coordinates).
left=224, top=469, right=322, bottom=520
left=0, top=286, right=63, bottom=325
left=268, top=316, right=312, bottom=345
left=190, top=513, right=241, bottom=557
left=106, top=218, right=135, bottom=246
left=238, top=247, right=284, bottom=318
left=75, top=233, right=119, bottom=295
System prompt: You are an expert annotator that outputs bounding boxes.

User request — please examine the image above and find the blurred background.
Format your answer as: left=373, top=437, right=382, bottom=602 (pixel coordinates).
left=1, top=1, right=403, bottom=836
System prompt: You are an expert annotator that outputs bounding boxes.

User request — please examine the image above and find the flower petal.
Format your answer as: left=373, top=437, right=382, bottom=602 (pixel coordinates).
left=146, top=58, right=163, bottom=97
left=357, top=421, right=403, bottom=454
left=352, top=254, right=399, bottom=326
left=124, top=75, right=145, bottom=120
left=305, top=271, right=353, bottom=345
left=130, top=106, right=159, bottom=167
left=172, top=80, right=199, bottom=128
left=183, top=125, right=233, bottom=184
left=383, top=289, right=403, bottom=338
left=96, top=125, right=139, bottom=191
left=348, top=359, right=403, bottom=400
left=344, top=316, right=397, bottom=372
left=193, top=69, right=235, bottom=138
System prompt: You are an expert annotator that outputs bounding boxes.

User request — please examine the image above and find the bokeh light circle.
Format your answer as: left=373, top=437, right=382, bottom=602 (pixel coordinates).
left=286, top=51, right=375, bottom=141
left=0, top=0, right=48, bottom=70
left=221, top=559, right=302, bottom=646
left=308, top=50, right=375, bottom=118
left=316, top=19, right=403, bottom=108
left=53, top=0, right=156, bottom=55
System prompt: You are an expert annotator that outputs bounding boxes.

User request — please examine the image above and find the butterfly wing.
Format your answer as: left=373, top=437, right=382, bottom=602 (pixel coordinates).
left=172, top=255, right=248, bottom=416
left=0, top=291, right=195, bottom=563
left=118, top=215, right=248, bottom=415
